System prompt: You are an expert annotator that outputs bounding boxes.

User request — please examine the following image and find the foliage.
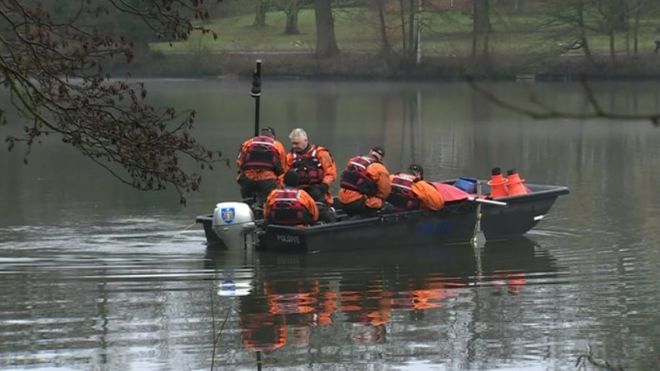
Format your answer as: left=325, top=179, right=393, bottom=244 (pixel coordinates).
left=0, top=0, right=222, bottom=203
left=151, top=2, right=660, bottom=68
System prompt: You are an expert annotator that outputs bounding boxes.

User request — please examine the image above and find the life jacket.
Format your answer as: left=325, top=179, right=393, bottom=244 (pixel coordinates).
left=291, top=145, right=324, bottom=185
left=340, top=156, right=378, bottom=197
left=388, top=173, right=421, bottom=211
left=240, top=136, right=282, bottom=174
left=267, top=188, right=313, bottom=225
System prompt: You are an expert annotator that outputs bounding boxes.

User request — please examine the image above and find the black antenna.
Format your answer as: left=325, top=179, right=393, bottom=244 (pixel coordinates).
left=250, top=60, right=262, bottom=136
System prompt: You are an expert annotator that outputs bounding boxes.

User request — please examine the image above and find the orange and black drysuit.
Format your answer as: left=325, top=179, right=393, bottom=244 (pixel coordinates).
left=236, top=135, right=288, bottom=204
left=387, top=173, right=445, bottom=211
left=338, top=155, right=391, bottom=215
left=264, top=187, right=319, bottom=226
left=286, top=144, right=337, bottom=205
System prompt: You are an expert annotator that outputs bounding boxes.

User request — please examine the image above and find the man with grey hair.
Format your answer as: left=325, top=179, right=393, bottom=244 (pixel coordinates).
left=286, top=128, right=337, bottom=222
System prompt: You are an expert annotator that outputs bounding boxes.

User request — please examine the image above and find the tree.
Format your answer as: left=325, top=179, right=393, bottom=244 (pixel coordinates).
left=369, top=0, right=423, bottom=69
left=374, top=0, right=394, bottom=65
left=284, top=0, right=301, bottom=34
left=397, top=0, right=423, bottom=67
left=314, top=0, right=339, bottom=57
left=272, top=0, right=304, bottom=34
left=630, top=0, right=647, bottom=56
left=0, top=0, right=222, bottom=204
left=575, top=0, right=596, bottom=65
left=547, top=0, right=596, bottom=66
left=471, top=0, right=491, bottom=64
left=253, top=0, right=271, bottom=27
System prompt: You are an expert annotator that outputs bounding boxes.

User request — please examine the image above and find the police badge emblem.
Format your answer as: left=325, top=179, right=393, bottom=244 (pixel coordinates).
left=220, top=207, right=235, bottom=224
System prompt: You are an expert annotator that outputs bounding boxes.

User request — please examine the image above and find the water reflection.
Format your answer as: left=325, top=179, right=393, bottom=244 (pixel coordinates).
left=205, top=237, right=559, bottom=358
left=481, top=237, right=560, bottom=296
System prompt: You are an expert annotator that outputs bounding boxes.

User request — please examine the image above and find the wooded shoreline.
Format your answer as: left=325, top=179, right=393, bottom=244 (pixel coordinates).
left=120, top=50, right=660, bottom=81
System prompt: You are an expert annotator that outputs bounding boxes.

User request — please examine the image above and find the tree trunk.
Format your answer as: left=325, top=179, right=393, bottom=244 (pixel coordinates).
left=609, top=30, right=616, bottom=65
left=473, top=0, right=490, bottom=33
left=314, top=0, right=339, bottom=58
left=408, top=0, right=416, bottom=60
left=471, top=0, right=491, bottom=62
left=284, top=0, right=300, bottom=34
left=376, top=0, right=393, bottom=65
left=397, top=0, right=418, bottom=62
left=608, top=0, right=617, bottom=65
left=632, top=0, right=642, bottom=56
left=613, top=0, right=628, bottom=31
left=399, top=0, right=407, bottom=54
left=576, top=0, right=596, bottom=66
left=253, top=0, right=269, bottom=27
left=416, top=0, right=422, bottom=64
left=471, top=0, right=477, bottom=60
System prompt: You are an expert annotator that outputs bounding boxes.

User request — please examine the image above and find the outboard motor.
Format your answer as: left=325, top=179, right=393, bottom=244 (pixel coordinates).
left=212, top=202, right=257, bottom=249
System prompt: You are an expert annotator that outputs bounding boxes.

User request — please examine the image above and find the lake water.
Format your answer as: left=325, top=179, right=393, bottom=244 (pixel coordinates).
left=1, top=79, right=659, bottom=370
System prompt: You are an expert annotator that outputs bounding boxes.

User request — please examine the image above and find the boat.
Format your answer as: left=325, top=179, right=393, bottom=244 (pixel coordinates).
left=195, top=181, right=569, bottom=251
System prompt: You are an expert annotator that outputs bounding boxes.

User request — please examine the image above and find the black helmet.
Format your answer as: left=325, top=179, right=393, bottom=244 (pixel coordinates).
left=283, top=170, right=300, bottom=187
left=260, top=126, right=276, bottom=137
left=370, top=146, right=385, bottom=161
left=408, top=164, right=424, bottom=179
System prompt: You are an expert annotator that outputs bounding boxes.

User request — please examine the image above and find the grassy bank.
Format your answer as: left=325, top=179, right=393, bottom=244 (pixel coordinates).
left=128, top=6, right=660, bottom=79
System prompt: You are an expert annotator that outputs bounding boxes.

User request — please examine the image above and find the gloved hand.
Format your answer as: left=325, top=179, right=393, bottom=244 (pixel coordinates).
left=273, top=163, right=283, bottom=175
left=380, top=201, right=395, bottom=214
left=317, top=182, right=329, bottom=195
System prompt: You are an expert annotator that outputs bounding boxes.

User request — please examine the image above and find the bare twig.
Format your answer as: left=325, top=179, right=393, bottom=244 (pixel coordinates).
left=576, top=345, right=625, bottom=370
left=465, top=74, right=660, bottom=127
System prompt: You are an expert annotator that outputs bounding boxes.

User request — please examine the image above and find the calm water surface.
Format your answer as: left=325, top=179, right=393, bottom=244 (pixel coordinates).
left=1, top=80, right=659, bottom=370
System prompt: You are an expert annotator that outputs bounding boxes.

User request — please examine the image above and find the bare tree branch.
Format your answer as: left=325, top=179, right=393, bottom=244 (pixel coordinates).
left=0, top=0, right=223, bottom=204
left=465, top=74, right=660, bottom=126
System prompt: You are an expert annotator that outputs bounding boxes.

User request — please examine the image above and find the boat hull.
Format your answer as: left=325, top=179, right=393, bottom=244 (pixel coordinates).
left=196, top=215, right=224, bottom=247
left=479, top=183, right=569, bottom=240
left=262, top=202, right=478, bottom=252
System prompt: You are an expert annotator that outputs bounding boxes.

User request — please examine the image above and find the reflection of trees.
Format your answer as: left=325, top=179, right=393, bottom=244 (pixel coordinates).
left=314, top=91, right=338, bottom=151
left=393, top=89, right=424, bottom=172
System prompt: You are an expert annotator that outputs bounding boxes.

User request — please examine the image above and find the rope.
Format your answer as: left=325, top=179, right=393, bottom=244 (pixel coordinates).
left=170, top=222, right=197, bottom=239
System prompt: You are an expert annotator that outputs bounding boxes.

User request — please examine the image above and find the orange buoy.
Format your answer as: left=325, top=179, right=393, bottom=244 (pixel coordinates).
left=487, top=167, right=508, bottom=198
left=506, top=168, right=528, bottom=196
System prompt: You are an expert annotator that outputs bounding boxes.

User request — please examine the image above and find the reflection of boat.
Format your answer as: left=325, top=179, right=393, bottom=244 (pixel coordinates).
left=481, top=236, right=560, bottom=295
left=483, top=236, right=558, bottom=272
left=196, top=182, right=568, bottom=250
left=205, top=238, right=559, bottom=352
left=230, top=245, right=479, bottom=350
